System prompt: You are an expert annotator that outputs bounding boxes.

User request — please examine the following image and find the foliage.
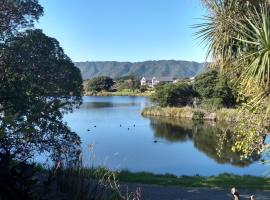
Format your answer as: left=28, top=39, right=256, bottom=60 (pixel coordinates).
left=196, top=0, right=270, bottom=157
left=118, top=170, right=270, bottom=190
left=0, top=0, right=43, bottom=41
left=151, top=83, right=198, bottom=107
left=0, top=1, right=83, bottom=199
left=56, top=167, right=143, bottom=200
left=192, top=110, right=205, bottom=120
left=193, top=69, right=236, bottom=108
left=235, top=5, right=270, bottom=92
left=115, top=75, right=140, bottom=92
left=201, top=98, right=224, bottom=109
left=139, top=85, right=148, bottom=92
left=87, top=76, right=114, bottom=92
left=0, top=29, right=82, bottom=162
left=57, top=167, right=122, bottom=200
left=142, top=106, right=239, bottom=122
left=195, top=0, right=263, bottom=68
left=0, top=155, right=38, bottom=200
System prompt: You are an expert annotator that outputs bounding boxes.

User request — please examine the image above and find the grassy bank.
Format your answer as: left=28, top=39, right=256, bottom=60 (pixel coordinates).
left=56, top=167, right=270, bottom=190
left=141, top=106, right=240, bottom=122
left=118, top=170, right=270, bottom=190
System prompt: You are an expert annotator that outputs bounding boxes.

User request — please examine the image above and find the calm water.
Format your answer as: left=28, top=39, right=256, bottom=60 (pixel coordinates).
left=64, top=96, right=268, bottom=176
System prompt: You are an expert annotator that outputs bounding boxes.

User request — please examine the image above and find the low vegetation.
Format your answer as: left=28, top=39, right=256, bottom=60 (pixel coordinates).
left=150, top=82, right=198, bottom=107
left=142, top=106, right=239, bottom=122
left=85, top=75, right=153, bottom=96
left=87, top=76, right=114, bottom=93
left=150, top=69, right=237, bottom=109
left=118, top=170, right=270, bottom=190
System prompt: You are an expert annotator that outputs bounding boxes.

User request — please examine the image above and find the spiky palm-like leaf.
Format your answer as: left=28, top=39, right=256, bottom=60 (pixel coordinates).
left=195, top=0, right=246, bottom=68
left=235, top=5, right=270, bottom=91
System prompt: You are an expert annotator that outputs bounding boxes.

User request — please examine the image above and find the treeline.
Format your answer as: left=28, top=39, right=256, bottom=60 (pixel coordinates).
left=85, top=75, right=148, bottom=95
left=151, top=69, right=237, bottom=110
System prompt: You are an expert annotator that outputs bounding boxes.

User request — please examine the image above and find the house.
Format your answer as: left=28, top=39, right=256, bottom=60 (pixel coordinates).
left=140, top=77, right=153, bottom=87
left=141, top=76, right=175, bottom=87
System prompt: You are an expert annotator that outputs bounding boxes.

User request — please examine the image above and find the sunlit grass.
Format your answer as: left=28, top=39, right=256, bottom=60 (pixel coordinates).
left=141, top=106, right=239, bottom=122
left=117, top=170, right=270, bottom=190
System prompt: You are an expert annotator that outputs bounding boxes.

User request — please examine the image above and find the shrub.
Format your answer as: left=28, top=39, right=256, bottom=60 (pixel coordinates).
left=201, top=98, right=224, bottom=110
left=193, top=69, right=236, bottom=108
left=151, top=83, right=198, bottom=107
left=88, top=76, right=114, bottom=92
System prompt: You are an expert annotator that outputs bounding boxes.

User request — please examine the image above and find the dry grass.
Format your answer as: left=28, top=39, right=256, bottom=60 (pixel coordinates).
left=142, top=106, right=239, bottom=122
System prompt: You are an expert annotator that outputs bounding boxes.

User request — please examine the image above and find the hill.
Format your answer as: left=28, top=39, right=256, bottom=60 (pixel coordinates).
left=75, top=60, right=206, bottom=80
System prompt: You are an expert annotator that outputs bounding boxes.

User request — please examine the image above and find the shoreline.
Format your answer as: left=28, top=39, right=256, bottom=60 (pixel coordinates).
left=141, top=106, right=239, bottom=122
left=84, top=91, right=153, bottom=97
left=117, top=170, right=270, bottom=190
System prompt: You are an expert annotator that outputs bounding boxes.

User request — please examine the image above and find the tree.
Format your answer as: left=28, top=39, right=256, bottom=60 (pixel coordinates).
left=0, top=28, right=83, bottom=161
left=193, top=70, right=219, bottom=99
left=193, top=69, right=236, bottom=108
left=0, top=0, right=43, bottom=42
left=115, top=75, right=140, bottom=91
left=0, top=30, right=82, bottom=200
left=0, top=1, right=83, bottom=199
left=196, top=0, right=270, bottom=157
left=88, top=76, right=114, bottom=92
left=151, top=83, right=198, bottom=107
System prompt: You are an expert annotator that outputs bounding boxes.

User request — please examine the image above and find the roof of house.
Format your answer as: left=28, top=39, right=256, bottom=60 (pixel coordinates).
left=141, top=77, right=153, bottom=81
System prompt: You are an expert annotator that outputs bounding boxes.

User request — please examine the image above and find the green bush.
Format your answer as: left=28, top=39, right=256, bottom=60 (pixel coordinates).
left=140, top=85, right=148, bottom=92
left=88, top=76, right=114, bottom=92
left=193, top=69, right=236, bottom=108
left=201, top=98, right=224, bottom=110
left=151, top=83, right=198, bottom=107
left=115, top=75, right=140, bottom=91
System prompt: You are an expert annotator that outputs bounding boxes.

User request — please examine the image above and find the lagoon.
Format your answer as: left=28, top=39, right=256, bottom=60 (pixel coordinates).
left=64, top=96, right=268, bottom=176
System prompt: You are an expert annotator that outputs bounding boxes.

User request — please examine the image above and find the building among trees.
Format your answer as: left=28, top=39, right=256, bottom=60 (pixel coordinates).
left=141, top=76, right=176, bottom=87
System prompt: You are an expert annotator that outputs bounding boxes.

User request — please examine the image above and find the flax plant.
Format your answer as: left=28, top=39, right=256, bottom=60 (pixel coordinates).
left=196, top=0, right=270, bottom=157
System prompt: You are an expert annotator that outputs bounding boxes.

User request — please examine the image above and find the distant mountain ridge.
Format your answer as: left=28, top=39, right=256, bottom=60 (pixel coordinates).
left=75, top=60, right=206, bottom=80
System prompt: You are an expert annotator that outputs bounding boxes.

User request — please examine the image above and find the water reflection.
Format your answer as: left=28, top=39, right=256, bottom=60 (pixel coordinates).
left=149, top=117, right=260, bottom=167
left=80, top=101, right=138, bottom=109
left=65, top=96, right=267, bottom=176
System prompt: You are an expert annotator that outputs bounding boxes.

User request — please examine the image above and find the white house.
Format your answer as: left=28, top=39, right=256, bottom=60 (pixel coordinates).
left=140, top=77, right=153, bottom=87
left=141, top=76, right=175, bottom=87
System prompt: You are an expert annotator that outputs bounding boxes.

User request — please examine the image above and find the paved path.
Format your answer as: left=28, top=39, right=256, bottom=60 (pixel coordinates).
left=120, top=183, right=270, bottom=200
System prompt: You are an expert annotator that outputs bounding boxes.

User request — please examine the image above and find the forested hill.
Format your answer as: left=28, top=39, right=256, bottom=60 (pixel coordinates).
left=75, top=60, right=206, bottom=80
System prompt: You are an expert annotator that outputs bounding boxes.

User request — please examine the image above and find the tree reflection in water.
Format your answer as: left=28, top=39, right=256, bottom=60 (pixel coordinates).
left=149, top=117, right=260, bottom=167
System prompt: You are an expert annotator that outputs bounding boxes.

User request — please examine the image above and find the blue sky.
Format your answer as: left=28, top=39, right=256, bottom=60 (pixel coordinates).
left=36, top=0, right=207, bottom=62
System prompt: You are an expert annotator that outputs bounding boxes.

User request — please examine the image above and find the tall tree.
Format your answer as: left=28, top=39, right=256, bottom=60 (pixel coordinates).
left=0, top=0, right=43, bottom=42
left=0, top=29, right=83, bottom=162
left=196, top=0, right=270, bottom=157
left=0, top=1, right=83, bottom=198
left=88, top=76, right=114, bottom=92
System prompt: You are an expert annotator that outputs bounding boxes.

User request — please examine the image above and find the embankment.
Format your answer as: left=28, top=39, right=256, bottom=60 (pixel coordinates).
left=141, top=106, right=239, bottom=122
